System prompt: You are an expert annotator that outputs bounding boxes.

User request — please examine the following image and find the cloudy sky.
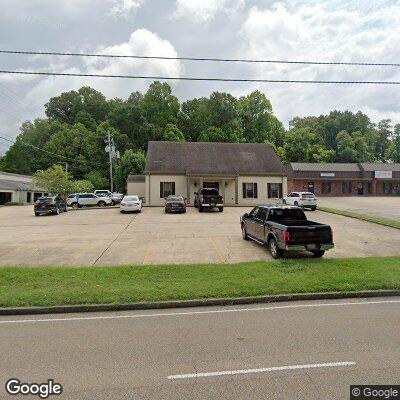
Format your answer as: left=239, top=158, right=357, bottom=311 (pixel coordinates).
left=1, top=0, right=400, bottom=153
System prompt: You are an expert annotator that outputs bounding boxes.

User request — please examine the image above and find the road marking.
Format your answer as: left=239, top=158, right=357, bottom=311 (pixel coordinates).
left=142, top=239, right=153, bottom=265
left=208, top=236, right=225, bottom=263
left=167, top=361, right=356, bottom=380
left=0, top=299, right=399, bottom=325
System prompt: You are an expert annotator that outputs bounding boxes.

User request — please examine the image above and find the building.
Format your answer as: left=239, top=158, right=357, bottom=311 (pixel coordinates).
left=287, top=163, right=400, bottom=196
left=127, top=141, right=288, bottom=206
left=0, top=171, right=46, bottom=205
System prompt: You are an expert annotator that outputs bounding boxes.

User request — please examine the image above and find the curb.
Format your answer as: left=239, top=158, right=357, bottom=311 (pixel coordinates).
left=1, top=290, right=399, bottom=316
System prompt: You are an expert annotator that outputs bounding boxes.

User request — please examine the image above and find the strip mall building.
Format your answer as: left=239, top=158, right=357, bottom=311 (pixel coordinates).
left=287, top=163, right=400, bottom=196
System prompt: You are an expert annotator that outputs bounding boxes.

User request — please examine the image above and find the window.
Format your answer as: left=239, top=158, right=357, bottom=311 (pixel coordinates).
left=342, top=182, right=352, bottom=194
left=160, top=182, right=175, bottom=198
left=27, top=192, right=32, bottom=203
left=267, top=208, right=307, bottom=222
left=267, top=183, right=283, bottom=199
left=254, top=208, right=268, bottom=221
left=367, top=182, right=372, bottom=194
left=322, top=182, right=331, bottom=194
left=383, top=182, right=392, bottom=195
left=242, top=183, right=258, bottom=199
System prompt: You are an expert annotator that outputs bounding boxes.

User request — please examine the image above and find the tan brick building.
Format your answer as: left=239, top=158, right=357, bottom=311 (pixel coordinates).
left=287, top=163, right=400, bottom=196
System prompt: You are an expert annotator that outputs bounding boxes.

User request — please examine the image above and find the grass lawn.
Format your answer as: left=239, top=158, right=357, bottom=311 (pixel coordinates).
left=319, top=206, right=400, bottom=230
left=0, top=257, right=399, bottom=308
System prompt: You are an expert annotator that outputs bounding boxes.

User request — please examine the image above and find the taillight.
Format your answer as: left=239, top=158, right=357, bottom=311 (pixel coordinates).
left=283, top=231, right=290, bottom=242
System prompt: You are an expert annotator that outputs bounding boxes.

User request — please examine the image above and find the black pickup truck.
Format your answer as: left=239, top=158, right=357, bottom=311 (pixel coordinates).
left=240, top=205, right=334, bottom=258
left=194, top=188, right=224, bottom=212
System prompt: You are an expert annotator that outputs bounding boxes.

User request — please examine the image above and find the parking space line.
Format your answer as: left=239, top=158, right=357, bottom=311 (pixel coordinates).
left=143, top=240, right=153, bottom=265
left=208, top=236, right=225, bottom=263
left=167, top=361, right=356, bottom=380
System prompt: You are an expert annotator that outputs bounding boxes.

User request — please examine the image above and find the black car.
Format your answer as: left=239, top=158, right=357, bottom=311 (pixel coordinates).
left=240, top=205, right=334, bottom=259
left=34, top=196, right=68, bottom=216
left=165, top=196, right=186, bottom=213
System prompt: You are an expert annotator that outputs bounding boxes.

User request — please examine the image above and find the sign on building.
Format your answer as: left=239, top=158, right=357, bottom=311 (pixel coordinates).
left=320, top=172, right=335, bottom=177
left=374, top=171, right=392, bottom=179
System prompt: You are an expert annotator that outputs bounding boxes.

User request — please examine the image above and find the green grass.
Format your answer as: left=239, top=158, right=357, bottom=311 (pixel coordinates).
left=319, top=206, right=400, bottom=230
left=0, top=257, right=399, bottom=308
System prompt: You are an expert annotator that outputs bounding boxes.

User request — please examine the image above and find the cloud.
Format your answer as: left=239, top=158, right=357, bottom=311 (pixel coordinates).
left=173, top=0, right=245, bottom=22
left=25, top=29, right=182, bottom=105
left=238, top=1, right=400, bottom=125
left=109, top=0, right=145, bottom=18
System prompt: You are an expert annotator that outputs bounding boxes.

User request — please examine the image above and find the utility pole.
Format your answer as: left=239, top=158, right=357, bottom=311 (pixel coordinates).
left=107, top=130, right=114, bottom=193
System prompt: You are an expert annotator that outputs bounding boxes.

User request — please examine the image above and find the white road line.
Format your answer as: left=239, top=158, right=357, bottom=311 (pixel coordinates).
left=167, top=361, right=356, bottom=380
left=0, top=299, right=399, bottom=325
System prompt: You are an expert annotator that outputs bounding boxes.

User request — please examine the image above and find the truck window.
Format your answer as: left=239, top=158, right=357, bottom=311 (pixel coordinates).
left=201, top=188, right=219, bottom=195
left=267, top=208, right=307, bottom=222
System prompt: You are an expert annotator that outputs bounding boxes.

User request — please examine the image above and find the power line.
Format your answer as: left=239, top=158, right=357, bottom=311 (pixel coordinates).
left=0, top=133, right=80, bottom=163
left=0, top=70, right=400, bottom=85
left=1, top=49, right=400, bottom=67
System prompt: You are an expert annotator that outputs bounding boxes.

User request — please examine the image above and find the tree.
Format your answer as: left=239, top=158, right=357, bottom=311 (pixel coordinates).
left=33, top=165, right=75, bottom=197
left=72, top=179, right=94, bottom=193
left=386, top=124, right=400, bottom=162
left=198, top=127, right=228, bottom=142
left=178, top=98, right=211, bottom=141
left=162, top=124, right=185, bottom=141
left=115, top=149, right=146, bottom=191
left=336, top=130, right=373, bottom=162
left=85, top=170, right=109, bottom=189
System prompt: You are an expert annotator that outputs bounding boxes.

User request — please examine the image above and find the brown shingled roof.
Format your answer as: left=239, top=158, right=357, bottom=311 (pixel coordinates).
left=145, top=141, right=285, bottom=175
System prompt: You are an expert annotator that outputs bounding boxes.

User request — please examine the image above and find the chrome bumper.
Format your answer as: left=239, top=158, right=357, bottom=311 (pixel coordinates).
left=285, top=243, right=334, bottom=251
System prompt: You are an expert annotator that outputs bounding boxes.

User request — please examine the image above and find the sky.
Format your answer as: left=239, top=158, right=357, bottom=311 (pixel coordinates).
left=1, top=0, right=400, bottom=154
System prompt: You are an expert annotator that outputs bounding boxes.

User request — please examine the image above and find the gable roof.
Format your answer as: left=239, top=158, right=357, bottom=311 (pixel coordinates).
left=360, top=163, right=400, bottom=172
left=145, top=141, right=285, bottom=176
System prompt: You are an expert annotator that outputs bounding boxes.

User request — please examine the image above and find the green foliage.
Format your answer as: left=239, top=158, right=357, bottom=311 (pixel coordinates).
left=33, top=165, right=75, bottom=197
left=85, top=170, right=109, bottom=189
left=72, top=179, right=94, bottom=193
left=115, top=149, right=146, bottom=191
left=162, top=124, right=185, bottom=141
left=2, top=81, right=399, bottom=176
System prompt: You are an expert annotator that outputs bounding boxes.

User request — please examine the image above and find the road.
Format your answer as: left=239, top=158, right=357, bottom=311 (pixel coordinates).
left=1, top=297, right=399, bottom=399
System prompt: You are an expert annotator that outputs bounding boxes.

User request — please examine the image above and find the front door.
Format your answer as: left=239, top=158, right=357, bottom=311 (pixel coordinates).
left=307, top=182, right=315, bottom=194
left=357, top=182, right=364, bottom=196
left=203, top=181, right=219, bottom=190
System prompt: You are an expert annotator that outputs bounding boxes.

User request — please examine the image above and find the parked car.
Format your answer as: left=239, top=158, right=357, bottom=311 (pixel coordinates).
left=164, top=195, right=186, bottom=213
left=283, top=192, right=317, bottom=210
left=194, top=188, right=224, bottom=212
left=120, top=195, right=142, bottom=213
left=94, top=190, right=124, bottom=204
left=240, top=205, right=334, bottom=259
left=67, top=193, right=113, bottom=209
left=34, top=196, right=67, bottom=216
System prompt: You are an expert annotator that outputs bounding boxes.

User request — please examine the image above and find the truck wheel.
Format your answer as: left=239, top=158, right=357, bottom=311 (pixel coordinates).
left=35, top=212, right=40, bottom=217
left=269, top=238, right=284, bottom=259
left=218, top=207, right=224, bottom=212
left=241, top=225, right=249, bottom=240
left=312, top=250, right=325, bottom=258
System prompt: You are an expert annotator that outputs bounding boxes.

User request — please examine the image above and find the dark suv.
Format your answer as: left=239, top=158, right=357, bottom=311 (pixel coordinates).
left=34, top=196, right=68, bottom=216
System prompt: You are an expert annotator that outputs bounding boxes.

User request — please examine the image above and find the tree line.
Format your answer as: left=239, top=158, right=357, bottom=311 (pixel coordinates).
left=1, top=81, right=399, bottom=191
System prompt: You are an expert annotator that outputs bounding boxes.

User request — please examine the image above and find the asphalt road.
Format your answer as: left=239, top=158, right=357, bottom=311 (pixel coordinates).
left=1, top=297, right=399, bottom=399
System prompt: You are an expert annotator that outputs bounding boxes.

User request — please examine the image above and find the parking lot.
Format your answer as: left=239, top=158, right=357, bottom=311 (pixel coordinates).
left=0, top=203, right=399, bottom=267
left=319, top=196, right=400, bottom=221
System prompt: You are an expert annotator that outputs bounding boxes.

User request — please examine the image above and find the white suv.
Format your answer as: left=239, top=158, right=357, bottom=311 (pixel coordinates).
left=283, top=192, right=317, bottom=210
left=67, top=193, right=113, bottom=209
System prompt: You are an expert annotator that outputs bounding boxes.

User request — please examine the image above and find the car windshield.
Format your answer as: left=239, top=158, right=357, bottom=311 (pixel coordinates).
left=301, top=193, right=315, bottom=198
left=201, top=189, right=219, bottom=195
left=167, top=196, right=183, bottom=202
left=268, top=208, right=307, bottom=221
left=36, top=197, right=54, bottom=203
left=124, top=196, right=139, bottom=201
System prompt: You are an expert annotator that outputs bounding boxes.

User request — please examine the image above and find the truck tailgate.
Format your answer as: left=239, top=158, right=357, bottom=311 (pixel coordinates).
left=287, top=226, right=332, bottom=244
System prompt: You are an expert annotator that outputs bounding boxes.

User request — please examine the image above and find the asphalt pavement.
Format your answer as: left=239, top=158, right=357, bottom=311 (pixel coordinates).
left=1, top=297, right=399, bottom=399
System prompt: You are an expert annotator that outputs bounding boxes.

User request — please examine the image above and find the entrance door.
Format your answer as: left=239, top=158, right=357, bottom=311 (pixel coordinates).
left=307, top=182, right=315, bottom=194
left=0, top=192, right=12, bottom=205
left=357, top=182, right=364, bottom=196
left=203, top=181, right=219, bottom=190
